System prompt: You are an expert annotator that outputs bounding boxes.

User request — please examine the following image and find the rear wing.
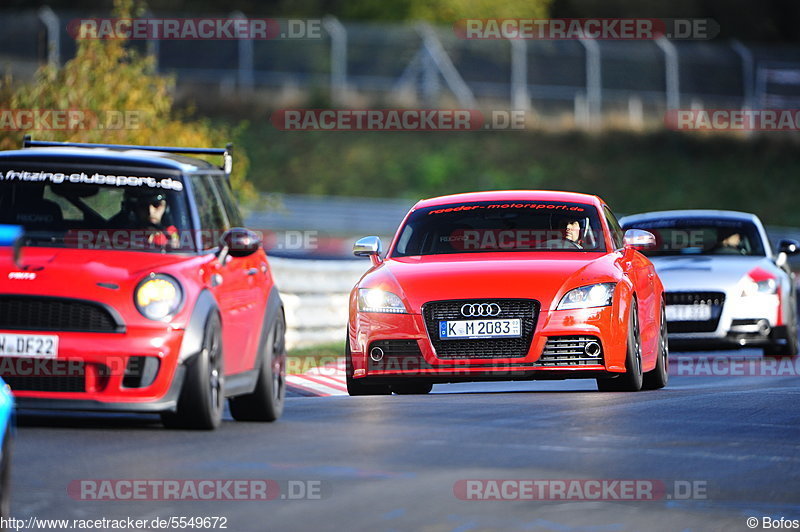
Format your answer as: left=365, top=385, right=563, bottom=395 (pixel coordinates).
left=22, top=135, right=233, bottom=176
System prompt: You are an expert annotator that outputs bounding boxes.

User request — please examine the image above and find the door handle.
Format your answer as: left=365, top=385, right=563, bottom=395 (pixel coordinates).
left=246, top=268, right=259, bottom=276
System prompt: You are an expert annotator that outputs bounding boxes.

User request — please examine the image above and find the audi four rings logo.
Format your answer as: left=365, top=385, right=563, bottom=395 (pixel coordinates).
left=461, top=303, right=502, bottom=317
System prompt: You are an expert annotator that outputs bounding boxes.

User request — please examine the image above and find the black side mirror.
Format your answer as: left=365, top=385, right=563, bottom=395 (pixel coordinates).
left=779, top=239, right=800, bottom=256
left=220, top=227, right=262, bottom=259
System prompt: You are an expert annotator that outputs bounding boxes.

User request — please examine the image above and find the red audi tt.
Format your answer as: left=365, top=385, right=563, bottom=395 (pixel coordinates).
left=347, top=190, right=668, bottom=394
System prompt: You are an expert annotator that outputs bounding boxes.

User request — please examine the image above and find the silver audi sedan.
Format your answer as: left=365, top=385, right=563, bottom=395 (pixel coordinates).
left=620, top=210, right=799, bottom=356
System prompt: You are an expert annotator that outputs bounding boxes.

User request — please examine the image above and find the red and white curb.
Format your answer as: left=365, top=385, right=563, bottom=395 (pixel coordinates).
left=287, top=358, right=348, bottom=396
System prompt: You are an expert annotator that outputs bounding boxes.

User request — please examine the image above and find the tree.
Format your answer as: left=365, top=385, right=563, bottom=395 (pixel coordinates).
left=0, top=0, right=254, bottom=201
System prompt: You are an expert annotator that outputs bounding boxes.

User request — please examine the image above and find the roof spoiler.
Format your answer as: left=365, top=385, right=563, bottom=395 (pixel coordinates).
left=22, top=135, right=234, bottom=176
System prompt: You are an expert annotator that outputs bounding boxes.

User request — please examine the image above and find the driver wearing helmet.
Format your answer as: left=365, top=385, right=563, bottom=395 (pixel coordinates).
left=112, top=189, right=179, bottom=249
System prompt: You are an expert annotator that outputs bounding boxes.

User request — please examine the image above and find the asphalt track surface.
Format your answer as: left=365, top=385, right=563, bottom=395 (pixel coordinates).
left=10, top=348, right=800, bottom=532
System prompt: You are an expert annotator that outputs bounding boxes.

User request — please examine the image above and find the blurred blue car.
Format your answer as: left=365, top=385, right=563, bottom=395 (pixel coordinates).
left=0, top=225, right=21, bottom=518
left=0, top=378, right=12, bottom=519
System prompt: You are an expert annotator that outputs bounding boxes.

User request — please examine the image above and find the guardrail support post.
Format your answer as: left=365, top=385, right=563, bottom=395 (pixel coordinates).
left=656, top=36, right=680, bottom=111
left=731, top=39, right=754, bottom=109
left=232, top=11, right=255, bottom=92
left=417, top=23, right=476, bottom=108
left=145, top=10, right=160, bottom=72
left=510, top=39, right=529, bottom=110
left=37, top=6, right=60, bottom=68
left=578, top=37, right=602, bottom=129
left=323, top=16, right=348, bottom=107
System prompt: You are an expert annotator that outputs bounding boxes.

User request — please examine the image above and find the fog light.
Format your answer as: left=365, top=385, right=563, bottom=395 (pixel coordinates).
left=370, top=347, right=384, bottom=362
left=584, top=341, right=602, bottom=357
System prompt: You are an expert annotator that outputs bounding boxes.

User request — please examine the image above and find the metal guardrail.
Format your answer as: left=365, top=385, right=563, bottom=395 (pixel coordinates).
left=248, top=194, right=800, bottom=274
left=247, top=193, right=413, bottom=236
left=259, top=195, right=800, bottom=347
left=247, top=194, right=800, bottom=241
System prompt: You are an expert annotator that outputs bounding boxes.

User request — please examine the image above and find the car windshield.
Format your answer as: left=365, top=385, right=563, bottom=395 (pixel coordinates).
left=0, top=168, right=194, bottom=252
left=392, top=200, right=607, bottom=257
left=622, top=217, right=766, bottom=257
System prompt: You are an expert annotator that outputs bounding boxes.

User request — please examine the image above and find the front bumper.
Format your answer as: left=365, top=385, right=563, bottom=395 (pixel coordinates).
left=1, top=325, right=189, bottom=412
left=15, top=366, right=186, bottom=413
left=667, top=291, right=780, bottom=348
left=350, top=305, right=626, bottom=383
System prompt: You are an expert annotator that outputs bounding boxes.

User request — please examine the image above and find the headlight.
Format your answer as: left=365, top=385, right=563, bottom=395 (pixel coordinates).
left=358, top=288, right=408, bottom=314
left=557, top=282, right=616, bottom=310
left=135, top=274, right=183, bottom=320
left=740, top=275, right=777, bottom=297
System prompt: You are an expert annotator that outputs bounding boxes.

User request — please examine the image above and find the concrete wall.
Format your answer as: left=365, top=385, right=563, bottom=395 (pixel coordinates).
left=267, top=225, right=800, bottom=349
left=268, top=257, right=372, bottom=349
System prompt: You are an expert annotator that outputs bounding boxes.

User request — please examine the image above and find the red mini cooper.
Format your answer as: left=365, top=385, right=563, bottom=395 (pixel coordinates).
left=0, top=138, right=286, bottom=429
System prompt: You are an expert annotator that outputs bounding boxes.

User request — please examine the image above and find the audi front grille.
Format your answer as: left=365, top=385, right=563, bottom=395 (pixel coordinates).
left=422, top=299, right=539, bottom=359
left=665, top=291, right=725, bottom=333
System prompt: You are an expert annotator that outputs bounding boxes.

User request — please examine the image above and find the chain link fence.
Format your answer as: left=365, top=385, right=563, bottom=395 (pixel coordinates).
left=2, top=9, right=800, bottom=126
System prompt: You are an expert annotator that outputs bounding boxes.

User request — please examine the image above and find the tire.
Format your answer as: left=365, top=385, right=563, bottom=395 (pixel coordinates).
left=597, top=299, right=643, bottom=392
left=345, top=341, right=390, bottom=396
left=643, top=303, right=669, bottom=390
left=229, top=313, right=286, bottom=422
left=162, top=313, right=224, bottom=430
left=0, top=425, right=11, bottom=522
left=391, top=383, right=433, bottom=395
left=764, top=309, right=799, bottom=357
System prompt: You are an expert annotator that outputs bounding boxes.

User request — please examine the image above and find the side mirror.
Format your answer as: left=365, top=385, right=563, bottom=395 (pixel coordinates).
left=354, top=236, right=383, bottom=266
left=219, top=227, right=262, bottom=259
left=623, top=229, right=656, bottom=250
left=779, top=239, right=800, bottom=256
left=353, top=236, right=382, bottom=257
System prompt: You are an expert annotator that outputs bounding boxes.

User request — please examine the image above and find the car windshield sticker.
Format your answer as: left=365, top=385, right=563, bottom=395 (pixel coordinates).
left=1, top=169, right=184, bottom=191
left=634, top=218, right=744, bottom=229
left=427, top=202, right=586, bottom=215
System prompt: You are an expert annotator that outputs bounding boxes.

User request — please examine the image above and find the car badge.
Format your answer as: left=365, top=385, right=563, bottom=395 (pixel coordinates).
left=8, top=272, right=36, bottom=280
left=461, top=303, right=502, bottom=317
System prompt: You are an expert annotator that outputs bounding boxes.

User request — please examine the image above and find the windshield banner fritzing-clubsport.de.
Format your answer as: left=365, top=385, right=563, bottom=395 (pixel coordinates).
left=1, top=169, right=184, bottom=191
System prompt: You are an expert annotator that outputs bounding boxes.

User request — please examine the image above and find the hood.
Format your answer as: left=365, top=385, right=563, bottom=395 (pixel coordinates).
left=364, top=252, right=617, bottom=311
left=0, top=246, right=197, bottom=296
left=650, top=255, right=774, bottom=291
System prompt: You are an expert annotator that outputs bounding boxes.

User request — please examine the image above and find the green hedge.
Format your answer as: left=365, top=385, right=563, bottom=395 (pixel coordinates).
left=239, top=123, right=800, bottom=226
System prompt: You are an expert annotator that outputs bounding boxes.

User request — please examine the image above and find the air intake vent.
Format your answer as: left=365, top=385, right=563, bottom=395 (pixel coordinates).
left=537, top=336, right=604, bottom=366
left=0, top=296, right=122, bottom=333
